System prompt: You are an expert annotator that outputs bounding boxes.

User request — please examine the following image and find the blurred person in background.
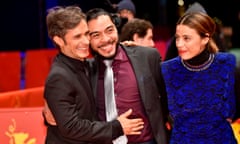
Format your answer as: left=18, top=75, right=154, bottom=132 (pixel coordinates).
left=114, top=0, right=136, bottom=34
left=119, top=18, right=155, bottom=48
left=117, top=0, right=135, bottom=21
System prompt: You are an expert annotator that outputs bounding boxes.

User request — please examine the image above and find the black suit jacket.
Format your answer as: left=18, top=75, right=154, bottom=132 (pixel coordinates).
left=44, top=53, right=123, bottom=144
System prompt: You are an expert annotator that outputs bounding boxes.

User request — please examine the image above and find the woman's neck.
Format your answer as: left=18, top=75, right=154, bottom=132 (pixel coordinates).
left=185, top=49, right=210, bottom=66
left=181, top=49, right=215, bottom=72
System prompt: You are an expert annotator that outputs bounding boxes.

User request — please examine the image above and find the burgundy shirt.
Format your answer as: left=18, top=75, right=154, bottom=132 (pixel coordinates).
left=96, top=46, right=153, bottom=143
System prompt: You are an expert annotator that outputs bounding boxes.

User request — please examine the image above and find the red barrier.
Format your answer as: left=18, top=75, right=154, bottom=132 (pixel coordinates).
left=0, top=107, right=46, bottom=144
left=25, top=49, right=58, bottom=88
left=0, top=51, right=21, bottom=92
left=0, top=86, right=44, bottom=108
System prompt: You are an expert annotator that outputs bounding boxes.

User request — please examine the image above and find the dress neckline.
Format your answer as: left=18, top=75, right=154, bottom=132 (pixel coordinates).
left=181, top=49, right=215, bottom=72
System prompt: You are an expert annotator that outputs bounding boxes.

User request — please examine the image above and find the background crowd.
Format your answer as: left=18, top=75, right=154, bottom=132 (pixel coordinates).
left=0, top=0, right=240, bottom=51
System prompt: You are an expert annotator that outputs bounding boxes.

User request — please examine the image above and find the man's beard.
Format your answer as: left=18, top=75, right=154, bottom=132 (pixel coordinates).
left=90, top=41, right=120, bottom=60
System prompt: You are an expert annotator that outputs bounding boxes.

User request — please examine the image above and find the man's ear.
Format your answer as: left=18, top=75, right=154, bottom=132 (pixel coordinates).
left=53, top=36, right=64, bottom=47
left=133, top=33, right=140, bottom=42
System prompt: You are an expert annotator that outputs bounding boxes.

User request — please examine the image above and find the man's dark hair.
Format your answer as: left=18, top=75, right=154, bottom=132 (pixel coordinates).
left=86, top=8, right=114, bottom=23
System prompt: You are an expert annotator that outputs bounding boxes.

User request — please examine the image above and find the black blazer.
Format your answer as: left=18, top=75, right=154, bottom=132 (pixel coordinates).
left=44, top=53, right=123, bottom=144
left=90, top=45, right=169, bottom=144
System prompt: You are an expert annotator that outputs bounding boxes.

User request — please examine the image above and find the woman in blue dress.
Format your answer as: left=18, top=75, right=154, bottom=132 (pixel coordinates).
left=161, top=12, right=238, bottom=143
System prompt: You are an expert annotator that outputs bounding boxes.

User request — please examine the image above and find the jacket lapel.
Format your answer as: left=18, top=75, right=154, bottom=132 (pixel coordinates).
left=87, top=58, right=99, bottom=100
left=123, top=46, right=148, bottom=103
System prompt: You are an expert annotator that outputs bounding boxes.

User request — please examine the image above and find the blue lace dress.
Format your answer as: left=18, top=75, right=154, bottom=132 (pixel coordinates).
left=161, top=52, right=237, bottom=144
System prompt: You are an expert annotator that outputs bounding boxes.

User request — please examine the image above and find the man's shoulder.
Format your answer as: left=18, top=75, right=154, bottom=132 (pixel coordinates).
left=123, top=45, right=159, bottom=53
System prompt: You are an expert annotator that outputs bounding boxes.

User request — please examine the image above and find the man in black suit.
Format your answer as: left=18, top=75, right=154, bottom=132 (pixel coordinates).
left=44, top=5, right=144, bottom=144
